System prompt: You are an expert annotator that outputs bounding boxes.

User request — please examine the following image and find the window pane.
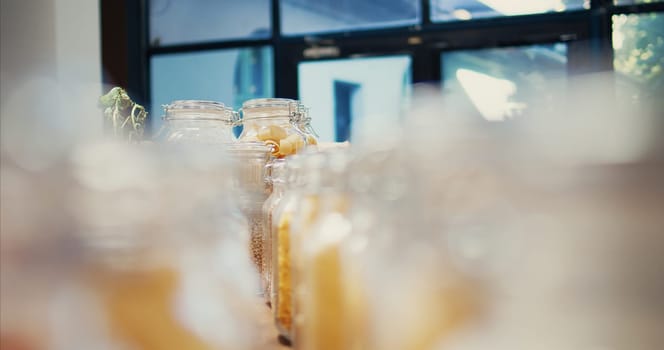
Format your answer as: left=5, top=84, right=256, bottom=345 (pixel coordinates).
left=431, top=0, right=589, bottom=22
left=612, top=12, right=664, bottom=100
left=441, top=44, right=568, bottom=121
left=615, top=0, right=663, bottom=5
left=150, top=46, right=273, bottom=130
left=299, top=56, right=412, bottom=142
left=281, top=0, right=420, bottom=36
left=149, top=0, right=270, bottom=46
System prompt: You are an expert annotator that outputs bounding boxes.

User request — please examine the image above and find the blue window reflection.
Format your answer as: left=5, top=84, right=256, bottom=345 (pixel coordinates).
left=281, top=0, right=420, bottom=36
left=442, top=44, right=568, bottom=121
left=431, top=0, right=589, bottom=22
left=299, top=56, right=412, bottom=142
left=149, top=0, right=271, bottom=46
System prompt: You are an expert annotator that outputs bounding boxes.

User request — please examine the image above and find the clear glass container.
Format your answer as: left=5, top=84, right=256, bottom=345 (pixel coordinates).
left=226, top=142, right=273, bottom=277
left=238, top=98, right=308, bottom=157
left=270, top=156, right=306, bottom=342
left=296, top=150, right=351, bottom=350
left=160, top=100, right=238, bottom=144
left=261, top=158, right=287, bottom=306
left=286, top=152, right=327, bottom=348
left=0, top=142, right=260, bottom=350
left=73, top=144, right=258, bottom=350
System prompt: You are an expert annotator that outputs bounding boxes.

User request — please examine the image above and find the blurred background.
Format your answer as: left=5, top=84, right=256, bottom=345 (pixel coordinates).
left=2, top=1, right=663, bottom=142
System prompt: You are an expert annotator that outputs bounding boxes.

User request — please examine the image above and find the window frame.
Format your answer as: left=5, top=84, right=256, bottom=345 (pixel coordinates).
left=105, top=0, right=664, bottom=131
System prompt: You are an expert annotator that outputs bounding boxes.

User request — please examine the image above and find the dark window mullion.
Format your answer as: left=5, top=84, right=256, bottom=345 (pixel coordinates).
left=421, top=0, right=431, bottom=27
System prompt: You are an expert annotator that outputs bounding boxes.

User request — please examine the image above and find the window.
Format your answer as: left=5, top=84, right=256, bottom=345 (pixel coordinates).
left=298, top=56, right=412, bottom=142
left=615, top=0, right=664, bottom=5
left=150, top=47, right=273, bottom=130
left=431, top=0, right=589, bottom=22
left=442, top=44, right=568, bottom=121
left=110, top=0, right=663, bottom=132
left=149, top=0, right=271, bottom=46
left=281, top=0, right=420, bottom=36
left=612, top=11, right=664, bottom=100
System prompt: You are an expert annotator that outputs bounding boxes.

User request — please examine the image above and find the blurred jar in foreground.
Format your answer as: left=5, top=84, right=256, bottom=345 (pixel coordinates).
left=344, top=114, right=483, bottom=350
left=261, top=158, right=287, bottom=306
left=72, top=143, right=257, bottom=350
left=159, top=100, right=239, bottom=144
left=238, top=98, right=308, bottom=158
left=1, top=142, right=260, bottom=350
left=226, top=142, right=272, bottom=279
left=1, top=153, right=80, bottom=350
left=297, top=149, right=351, bottom=350
left=270, top=155, right=308, bottom=342
left=438, top=160, right=664, bottom=350
left=287, top=152, right=327, bottom=348
left=402, top=83, right=664, bottom=350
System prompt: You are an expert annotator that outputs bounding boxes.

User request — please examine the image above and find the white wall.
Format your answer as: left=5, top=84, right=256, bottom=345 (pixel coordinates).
left=1, top=0, right=102, bottom=164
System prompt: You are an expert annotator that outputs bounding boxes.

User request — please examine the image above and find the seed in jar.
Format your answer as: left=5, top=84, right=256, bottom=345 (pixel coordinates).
left=276, top=212, right=293, bottom=333
left=258, top=125, right=287, bottom=142
left=250, top=217, right=264, bottom=274
left=306, top=135, right=318, bottom=146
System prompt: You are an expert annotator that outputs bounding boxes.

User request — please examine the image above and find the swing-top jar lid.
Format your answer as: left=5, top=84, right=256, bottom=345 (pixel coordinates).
left=241, top=98, right=300, bottom=119
left=163, top=100, right=238, bottom=122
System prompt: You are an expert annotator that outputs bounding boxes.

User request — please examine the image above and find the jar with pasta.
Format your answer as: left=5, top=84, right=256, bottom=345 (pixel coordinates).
left=238, top=98, right=308, bottom=158
left=296, top=149, right=351, bottom=350
left=287, top=151, right=328, bottom=348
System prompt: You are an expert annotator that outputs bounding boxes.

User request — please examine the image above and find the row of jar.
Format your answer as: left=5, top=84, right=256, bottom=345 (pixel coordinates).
left=159, top=98, right=321, bottom=279
left=259, top=146, right=484, bottom=350
left=256, top=112, right=664, bottom=350
left=158, top=98, right=318, bottom=157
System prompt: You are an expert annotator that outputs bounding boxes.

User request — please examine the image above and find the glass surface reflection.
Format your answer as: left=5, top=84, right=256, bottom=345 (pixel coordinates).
left=441, top=43, right=568, bottom=121
left=431, top=0, right=589, bottom=22
left=615, top=0, right=663, bottom=5
left=149, top=0, right=271, bottom=46
left=281, top=0, right=420, bottom=35
left=298, top=56, right=412, bottom=142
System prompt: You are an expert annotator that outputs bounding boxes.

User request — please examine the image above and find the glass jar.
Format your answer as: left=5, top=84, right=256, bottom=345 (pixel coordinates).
left=261, top=158, right=287, bottom=306
left=75, top=145, right=259, bottom=350
left=296, top=149, right=351, bottom=350
left=270, top=156, right=305, bottom=342
left=226, top=142, right=272, bottom=277
left=160, top=100, right=238, bottom=144
left=285, top=152, right=327, bottom=347
left=1, top=142, right=260, bottom=350
left=238, top=98, right=308, bottom=157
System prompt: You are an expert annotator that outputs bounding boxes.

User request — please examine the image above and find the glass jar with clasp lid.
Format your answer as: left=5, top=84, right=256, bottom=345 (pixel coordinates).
left=159, top=100, right=239, bottom=144
left=238, top=98, right=308, bottom=158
